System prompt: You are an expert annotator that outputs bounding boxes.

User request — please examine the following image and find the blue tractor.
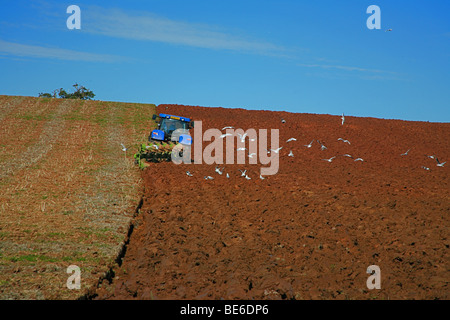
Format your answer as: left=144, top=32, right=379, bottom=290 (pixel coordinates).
left=135, top=113, right=194, bottom=166
left=149, top=113, right=194, bottom=145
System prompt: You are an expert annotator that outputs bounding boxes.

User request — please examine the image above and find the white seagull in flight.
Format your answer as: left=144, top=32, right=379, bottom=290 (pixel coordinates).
left=286, top=138, right=297, bottom=143
left=121, top=143, right=130, bottom=152
left=341, top=113, right=345, bottom=125
left=239, top=169, right=247, bottom=177
left=400, top=149, right=410, bottom=156
left=338, top=138, right=351, bottom=145
left=270, top=147, right=283, bottom=154
left=237, top=133, right=248, bottom=143
left=304, top=140, right=314, bottom=148
left=322, top=156, right=336, bottom=162
left=342, top=154, right=353, bottom=158
left=317, top=140, right=327, bottom=151
left=436, top=158, right=446, bottom=167
left=220, top=133, right=232, bottom=139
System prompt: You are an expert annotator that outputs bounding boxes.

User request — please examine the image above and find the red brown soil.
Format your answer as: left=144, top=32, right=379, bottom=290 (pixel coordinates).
left=94, top=104, right=449, bottom=300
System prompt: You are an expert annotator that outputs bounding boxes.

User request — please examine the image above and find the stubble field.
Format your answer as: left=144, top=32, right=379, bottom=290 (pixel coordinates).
left=0, top=95, right=154, bottom=299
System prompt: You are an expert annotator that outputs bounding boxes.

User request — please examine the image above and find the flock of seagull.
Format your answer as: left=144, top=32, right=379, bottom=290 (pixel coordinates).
left=121, top=112, right=444, bottom=180
left=183, top=113, right=446, bottom=180
left=184, top=113, right=364, bottom=180
left=419, top=154, right=446, bottom=171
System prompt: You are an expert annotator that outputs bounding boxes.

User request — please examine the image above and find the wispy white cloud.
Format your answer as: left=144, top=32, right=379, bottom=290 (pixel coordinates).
left=297, top=62, right=405, bottom=81
left=83, top=7, right=287, bottom=56
left=0, top=39, right=123, bottom=62
left=297, top=63, right=397, bottom=75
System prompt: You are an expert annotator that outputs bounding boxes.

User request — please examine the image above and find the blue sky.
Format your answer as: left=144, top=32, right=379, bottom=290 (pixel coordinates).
left=1, top=0, right=449, bottom=122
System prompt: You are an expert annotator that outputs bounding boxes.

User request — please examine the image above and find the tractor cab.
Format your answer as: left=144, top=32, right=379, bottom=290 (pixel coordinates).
left=150, top=113, right=194, bottom=145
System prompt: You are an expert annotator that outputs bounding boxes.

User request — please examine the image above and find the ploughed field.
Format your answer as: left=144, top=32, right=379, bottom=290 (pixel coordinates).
left=94, top=104, right=449, bottom=300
